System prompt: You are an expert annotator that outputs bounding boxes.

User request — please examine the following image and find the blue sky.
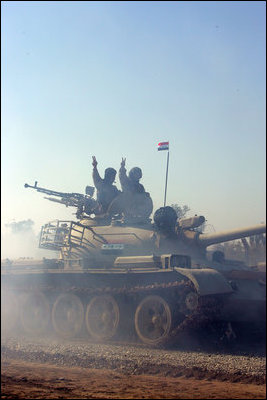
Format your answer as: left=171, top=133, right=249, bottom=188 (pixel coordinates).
left=1, top=1, right=266, bottom=256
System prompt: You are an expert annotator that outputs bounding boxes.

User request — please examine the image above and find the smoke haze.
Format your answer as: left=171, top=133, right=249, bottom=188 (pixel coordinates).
left=1, top=219, right=57, bottom=259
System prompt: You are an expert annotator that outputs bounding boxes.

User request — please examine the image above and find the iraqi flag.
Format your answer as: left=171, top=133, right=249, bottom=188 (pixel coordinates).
left=158, top=141, right=169, bottom=151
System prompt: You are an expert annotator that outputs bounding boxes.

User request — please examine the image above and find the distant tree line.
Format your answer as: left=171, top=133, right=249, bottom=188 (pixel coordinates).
left=222, top=234, right=266, bottom=266
left=170, top=203, right=190, bottom=219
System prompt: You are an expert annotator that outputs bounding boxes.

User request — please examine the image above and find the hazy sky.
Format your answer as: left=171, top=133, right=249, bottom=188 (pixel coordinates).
left=1, top=1, right=266, bottom=257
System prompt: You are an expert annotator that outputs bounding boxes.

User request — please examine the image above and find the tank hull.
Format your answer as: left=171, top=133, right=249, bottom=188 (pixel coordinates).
left=2, top=258, right=265, bottom=346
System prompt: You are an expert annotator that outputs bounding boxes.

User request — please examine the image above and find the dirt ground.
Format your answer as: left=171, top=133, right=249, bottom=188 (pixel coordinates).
left=1, top=358, right=266, bottom=399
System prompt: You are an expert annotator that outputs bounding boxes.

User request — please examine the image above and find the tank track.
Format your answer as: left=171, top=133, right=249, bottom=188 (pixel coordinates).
left=25, top=278, right=192, bottom=295
left=3, top=278, right=222, bottom=345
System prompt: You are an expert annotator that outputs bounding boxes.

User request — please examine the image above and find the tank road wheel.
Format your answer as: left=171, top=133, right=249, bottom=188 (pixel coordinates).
left=1, top=291, right=19, bottom=335
left=52, top=293, right=84, bottom=338
left=20, top=292, right=50, bottom=335
left=134, top=295, right=172, bottom=346
left=85, top=295, right=119, bottom=341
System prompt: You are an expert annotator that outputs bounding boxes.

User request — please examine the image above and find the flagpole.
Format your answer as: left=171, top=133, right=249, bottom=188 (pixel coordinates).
left=164, top=150, right=169, bottom=207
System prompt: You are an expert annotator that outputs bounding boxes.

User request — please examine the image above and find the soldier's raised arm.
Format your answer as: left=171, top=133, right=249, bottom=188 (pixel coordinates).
left=92, top=156, right=102, bottom=187
left=119, top=157, right=129, bottom=191
left=92, top=156, right=98, bottom=168
left=120, top=157, right=126, bottom=169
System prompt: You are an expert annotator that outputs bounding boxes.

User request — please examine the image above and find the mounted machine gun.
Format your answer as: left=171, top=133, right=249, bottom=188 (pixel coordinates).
left=24, top=181, right=96, bottom=219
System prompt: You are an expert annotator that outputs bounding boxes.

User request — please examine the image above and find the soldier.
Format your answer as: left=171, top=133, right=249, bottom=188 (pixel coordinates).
left=119, top=157, right=145, bottom=194
left=116, top=158, right=152, bottom=221
left=92, top=156, right=121, bottom=214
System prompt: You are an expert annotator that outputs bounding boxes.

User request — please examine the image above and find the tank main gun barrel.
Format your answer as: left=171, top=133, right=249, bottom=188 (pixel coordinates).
left=197, top=224, right=266, bottom=247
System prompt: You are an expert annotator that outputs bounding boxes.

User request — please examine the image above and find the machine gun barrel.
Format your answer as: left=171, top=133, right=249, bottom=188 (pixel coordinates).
left=198, top=224, right=266, bottom=247
left=24, top=181, right=84, bottom=200
left=44, top=196, right=80, bottom=207
left=24, top=181, right=97, bottom=218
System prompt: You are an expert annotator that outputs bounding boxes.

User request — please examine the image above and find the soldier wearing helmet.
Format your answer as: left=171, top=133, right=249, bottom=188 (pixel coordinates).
left=119, top=158, right=145, bottom=194
left=92, top=156, right=121, bottom=213
left=116, top=158, right=153, bottom=221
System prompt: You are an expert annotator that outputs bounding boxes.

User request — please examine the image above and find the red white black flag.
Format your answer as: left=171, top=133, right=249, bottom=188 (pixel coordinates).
left=158, top=141, right=169, bottom=151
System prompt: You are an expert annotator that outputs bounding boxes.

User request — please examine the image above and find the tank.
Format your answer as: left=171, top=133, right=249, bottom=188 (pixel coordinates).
left=1, top=183, right=266, bottom=346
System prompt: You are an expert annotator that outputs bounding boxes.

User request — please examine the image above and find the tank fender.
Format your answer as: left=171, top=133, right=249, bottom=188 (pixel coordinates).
left=174, top=268, right=233, bottom=296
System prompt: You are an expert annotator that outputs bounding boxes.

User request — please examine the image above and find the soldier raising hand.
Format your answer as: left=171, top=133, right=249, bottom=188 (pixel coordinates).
left=119, top=158, right=145, bottom=194
left=91, top=156, right=120, bottom=214
left=92, top=156, right=98, bottom=168
left=121, top=157, right=126, bottom=169
left=113, top=157, right=153, bottom=221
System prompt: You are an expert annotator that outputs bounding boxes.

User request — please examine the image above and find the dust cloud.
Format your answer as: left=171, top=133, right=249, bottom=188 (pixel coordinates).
left=1, top=289, right=20, bottom=338
left=1, top=219, right=57, bottom=260
left=1, top=219, right=57, bottom=338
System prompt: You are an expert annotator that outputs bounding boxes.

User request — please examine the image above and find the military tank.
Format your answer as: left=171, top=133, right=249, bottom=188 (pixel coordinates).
left=1, top=182, right=266, bottom=346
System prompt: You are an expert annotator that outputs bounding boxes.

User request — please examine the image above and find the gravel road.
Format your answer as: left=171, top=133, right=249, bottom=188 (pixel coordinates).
left=1, top=335, right=266, bottom=384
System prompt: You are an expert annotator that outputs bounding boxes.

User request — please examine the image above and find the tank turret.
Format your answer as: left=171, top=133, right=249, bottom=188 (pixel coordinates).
left=36, top=204, right=266, bottom=273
